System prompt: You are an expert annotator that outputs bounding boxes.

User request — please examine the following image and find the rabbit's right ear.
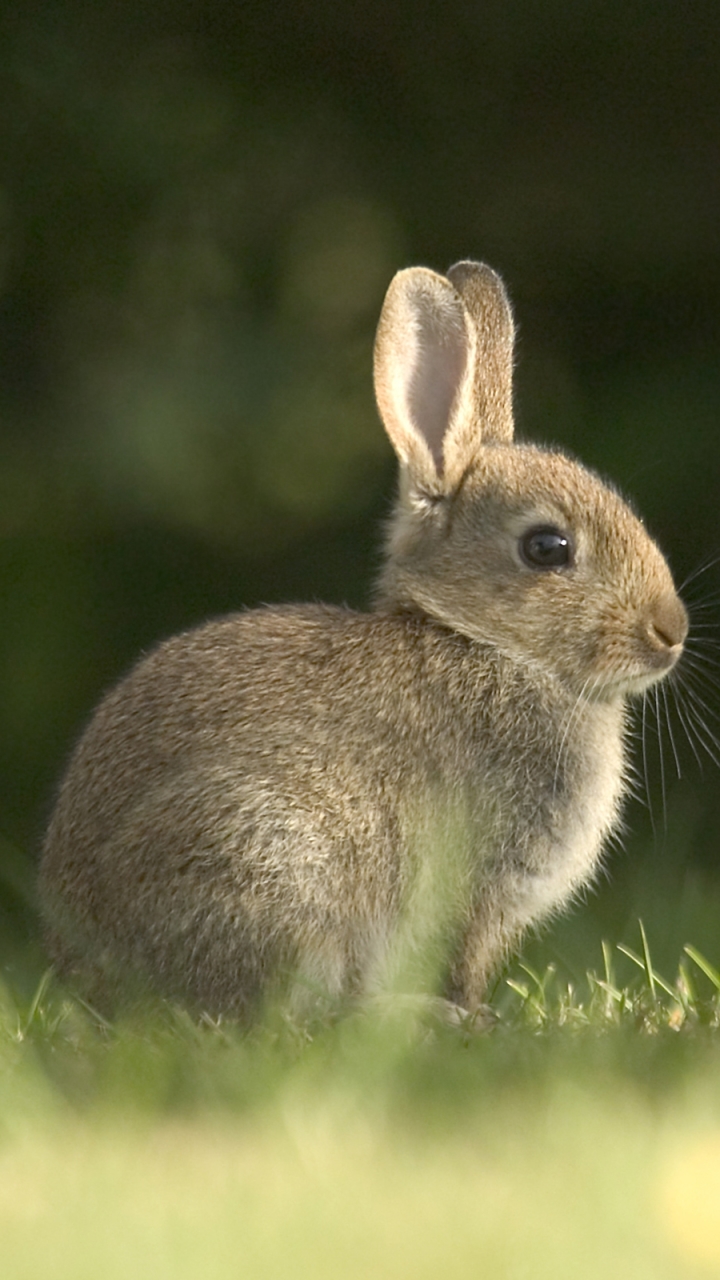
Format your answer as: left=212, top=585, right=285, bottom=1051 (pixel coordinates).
left=374, top=263, right=515, bottom=494
left=374, top=268, right=474, bottom=494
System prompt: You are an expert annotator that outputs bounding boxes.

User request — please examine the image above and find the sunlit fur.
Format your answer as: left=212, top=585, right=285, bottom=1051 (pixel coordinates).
left=40, top=260, right=689, bottom=1018
left=377, top=443, right=686, bottom=699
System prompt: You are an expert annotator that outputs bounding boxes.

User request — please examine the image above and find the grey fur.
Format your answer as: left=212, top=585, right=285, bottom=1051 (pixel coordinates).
left=39, top=261, right=687, bottom=1016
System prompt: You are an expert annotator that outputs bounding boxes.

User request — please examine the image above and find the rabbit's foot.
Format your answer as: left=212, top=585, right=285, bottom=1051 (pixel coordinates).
left=366, top=992, right=496, bottom=1032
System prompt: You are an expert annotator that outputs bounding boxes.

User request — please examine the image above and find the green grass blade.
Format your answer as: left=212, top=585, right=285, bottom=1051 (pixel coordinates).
left=601, top=940, right=615, bottom=990
left=19, top=968, right=54, bottom=1038
left=616, top=940, right=680, bottom=1004
left=683, top=945, right=720, bottom=993
left=638, top=920, right=657, bottom=1004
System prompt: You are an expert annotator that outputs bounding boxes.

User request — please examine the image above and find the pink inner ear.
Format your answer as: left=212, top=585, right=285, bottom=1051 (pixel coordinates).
left=406, top=307, right=469, bottom=474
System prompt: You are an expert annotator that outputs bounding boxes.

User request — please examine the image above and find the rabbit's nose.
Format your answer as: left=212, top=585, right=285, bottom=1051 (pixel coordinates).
left=645, top=593, right=689, bottom=655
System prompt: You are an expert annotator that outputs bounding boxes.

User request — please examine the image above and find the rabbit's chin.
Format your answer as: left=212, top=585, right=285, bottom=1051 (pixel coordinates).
left=589, top=665, right=678, bottom=702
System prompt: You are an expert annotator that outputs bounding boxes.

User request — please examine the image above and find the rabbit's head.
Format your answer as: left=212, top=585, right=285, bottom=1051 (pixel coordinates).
left=374, top=261, right=687, bottom=700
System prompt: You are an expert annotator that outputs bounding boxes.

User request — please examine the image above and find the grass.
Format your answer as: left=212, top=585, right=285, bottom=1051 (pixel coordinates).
left=1, top=927, right=720, bottom=1280
left=2, top=808, right=720, bottom=1276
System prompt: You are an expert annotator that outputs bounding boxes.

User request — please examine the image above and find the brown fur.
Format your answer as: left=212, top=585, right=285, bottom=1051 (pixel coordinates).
left=39, top=261, right=687, bottom=1017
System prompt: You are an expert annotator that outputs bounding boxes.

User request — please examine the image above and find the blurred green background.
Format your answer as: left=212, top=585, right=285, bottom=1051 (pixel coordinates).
left=1, top=0, right=719, bottom=978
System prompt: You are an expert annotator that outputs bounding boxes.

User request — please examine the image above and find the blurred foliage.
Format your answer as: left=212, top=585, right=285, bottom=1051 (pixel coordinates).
left=1, top=0, right=719, bottom=964
left=2, top=955, right=720, bottom=1277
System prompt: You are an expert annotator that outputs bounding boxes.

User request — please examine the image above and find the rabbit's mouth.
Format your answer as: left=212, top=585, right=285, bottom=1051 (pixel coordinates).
left=596, top=652, right=683, bottom=700
left=584, top=643, right=684, bottom=701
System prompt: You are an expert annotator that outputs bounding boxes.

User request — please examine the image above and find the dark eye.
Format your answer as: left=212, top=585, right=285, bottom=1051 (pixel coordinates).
left=519, top=525, right=574, bottom=570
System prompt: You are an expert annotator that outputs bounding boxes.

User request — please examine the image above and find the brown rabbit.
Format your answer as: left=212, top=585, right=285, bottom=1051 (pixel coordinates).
left=39, top=261, right=688, bottom=1018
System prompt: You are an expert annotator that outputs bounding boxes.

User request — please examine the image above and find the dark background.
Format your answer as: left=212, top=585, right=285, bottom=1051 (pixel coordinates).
left=1, top=0, right=719, bottom=983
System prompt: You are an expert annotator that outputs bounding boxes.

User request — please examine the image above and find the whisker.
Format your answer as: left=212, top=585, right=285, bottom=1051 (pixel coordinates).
left=685, top=589, right=720, bottom=608
left=655, top=691, right=666, bottom=829
left=679, top=553, right=720, bottom=593
left=680, top=688, right=720, bottom=770
left=676, top=645, right=717, bottom=665
left=685, top=715, right=720, bottom=771
left=641, top=692, right=656, bottom=837
left=681, top=646, right=719, bottom=664
left=670, top=683, right=705, bottom=773
left=681, top=674, right=720, bottom=726
left=661, top=681, right=682, bottom=779
left=687, top=591, right=720, bottom=606
left=678, top=659, right=720, bottom=702
left=681, top=642, right=720, bottom=664
left=653, top=685, right=668, bottom=833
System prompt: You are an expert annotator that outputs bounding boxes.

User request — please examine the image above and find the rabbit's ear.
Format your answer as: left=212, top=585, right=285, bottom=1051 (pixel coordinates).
left=446, top=261, right=514, bottom=447
left=373, top=267, right=477, bottom=493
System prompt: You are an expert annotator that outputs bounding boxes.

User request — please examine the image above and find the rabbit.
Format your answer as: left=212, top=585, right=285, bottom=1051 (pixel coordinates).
left=39, top=259, right=688, bottom=1020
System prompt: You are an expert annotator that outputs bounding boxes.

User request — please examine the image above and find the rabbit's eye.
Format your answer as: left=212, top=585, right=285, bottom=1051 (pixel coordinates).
left=519, top=525, right=574, bottom=570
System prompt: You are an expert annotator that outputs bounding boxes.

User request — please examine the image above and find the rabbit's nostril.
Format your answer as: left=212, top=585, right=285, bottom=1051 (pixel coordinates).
left=647, top=594, right=689, bottom=651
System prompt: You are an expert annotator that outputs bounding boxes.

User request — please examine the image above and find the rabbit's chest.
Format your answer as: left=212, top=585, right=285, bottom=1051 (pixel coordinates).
left=497, top=701, right=627, bottom=925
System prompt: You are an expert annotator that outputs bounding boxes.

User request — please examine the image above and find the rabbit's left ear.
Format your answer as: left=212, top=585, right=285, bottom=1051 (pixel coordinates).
left=447, top=261, right=515, bottom=449
left=374, top=261, right=515, bottom=494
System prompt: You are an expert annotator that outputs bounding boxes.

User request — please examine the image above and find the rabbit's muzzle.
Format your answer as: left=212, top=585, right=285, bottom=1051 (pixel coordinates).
left=641, top=591, right=688, bottom=671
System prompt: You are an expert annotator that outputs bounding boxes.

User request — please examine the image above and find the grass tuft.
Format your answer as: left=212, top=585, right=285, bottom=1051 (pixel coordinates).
left=0, top=930, right=719, bottom=1278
